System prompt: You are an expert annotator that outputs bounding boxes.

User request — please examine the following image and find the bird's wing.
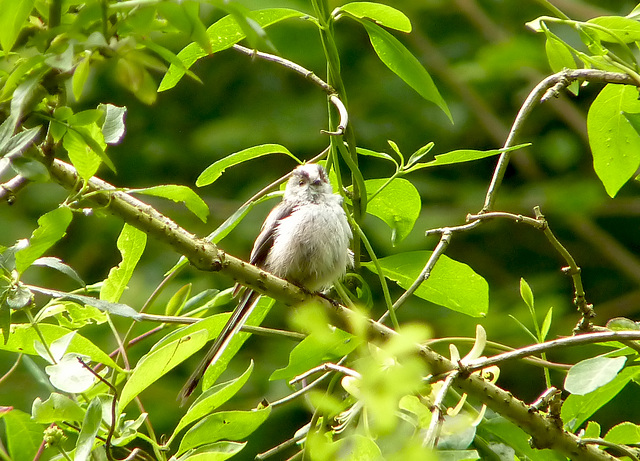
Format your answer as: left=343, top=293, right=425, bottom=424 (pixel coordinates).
left=249, top=200, right=296, bottom=267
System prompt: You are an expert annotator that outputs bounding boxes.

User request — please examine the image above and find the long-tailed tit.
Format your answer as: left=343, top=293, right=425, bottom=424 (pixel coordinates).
left=179, top=163, right=352, bottom=403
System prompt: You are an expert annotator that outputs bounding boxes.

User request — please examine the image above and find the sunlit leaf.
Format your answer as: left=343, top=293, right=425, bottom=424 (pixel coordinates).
left=564, top=356, right=627, bottom=395
left=131, top=185, right=209, bottom=222
left=0, top=0, right=36, bottom=52
left=118, top=329, right=209, bottom=413
left=587, top=84, right=640, bottom=197
left=177, top=406, right=271, bottom=455
left=160, top=9, right=304, bottom=91
left=15, top=207, right=73, bottom=274
left=32, top=393, right=85, bottom=423
left=100, top=223, right=147, bottom=303
left=171, top=361, right=254, bottom=441
left=587, top=16, right=640, bottom=43
left=362, top=251, right=488, bottom=317
left=75, top=398, right=102, bottom=461
left=197, top=144, right=300, bottom=187
left=365, top=178, right=420, bottom=244
left=360, top=20, right=451, bottom=122
left=339, top=2, right=411, bottom=32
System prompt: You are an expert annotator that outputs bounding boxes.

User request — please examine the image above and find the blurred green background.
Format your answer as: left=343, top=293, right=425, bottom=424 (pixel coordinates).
left=2, top=0, right=640, bottom=458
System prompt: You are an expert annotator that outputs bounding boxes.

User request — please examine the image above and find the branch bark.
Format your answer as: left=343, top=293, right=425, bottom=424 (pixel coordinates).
left=46, top=157, right=616, bottom=461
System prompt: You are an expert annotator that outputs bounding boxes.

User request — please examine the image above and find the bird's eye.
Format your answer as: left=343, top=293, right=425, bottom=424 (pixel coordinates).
left=298, top=179, right=305, bottom=186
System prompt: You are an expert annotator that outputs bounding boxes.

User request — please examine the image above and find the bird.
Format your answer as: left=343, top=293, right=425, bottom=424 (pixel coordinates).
left=178, top=163, right=352, bottom=404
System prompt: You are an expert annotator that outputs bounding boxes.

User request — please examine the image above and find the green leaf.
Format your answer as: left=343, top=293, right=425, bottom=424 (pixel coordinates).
left=331, top=435, right=382, bottom=459
left=360, top=20, right=451, bottom=122
left=406, top=142, right=435, bottom=168
left=339, top=2, right=411, bottom=32
left=3, top=408, right=43, bottom=461
left=75, top=398, right=102, bottom=461
left=10, top=156, right=50, bottom=182
left=416, top=144, right=530, bottom=170
left=72, top=55, right=91, bottom=101
left=159, top=8, right=304, bottom=92
left=562, top=366, right=640, bottom=430
left=6, top=283, right=33, bottom=310
left=0, top=0, right=36, bottom=52
left=270, top=328, right=359, bottom=382
left=564, top=356, right=627, bottom=395
left=32, top=393, right=85, bottom=423
left=604, top=422, right=640, bottom=444
left=0, top=125, right=41, bottom=158
left=170, top=361, right=254, bottom=442
left=540, top=306, right=553, bottom=342
left=201, top=297, right=275, bottom=389
left=356, top=146, right=398, bottom=166
left=179, top=441, right=246, bottom=460
left=587, top=16, right=640, bottom=43
left=362, top=251, right=488, bottom=317
left=584, top=421, right=601, bottom=439
left=165, top=284, right=192, bottom=317
left=100, top=223, right=147, bottom=303
left=131, top=185, right=209, bottom=222
left=32, top=256, right=85, bottom=286
left=15, top=207, right=73, bottom=274
left=365, top=178, right=421, bottom=245
left=118, top=329, right=209, bottom=413
left=196, top=144, right=300, bottom=187
left=98, top=103, right=127, bottom=144
left=587, top=84, right=640, bottom=197
left=544, top=34, right=576, bottom=72
left=63, top=129, right=102, bottom=180
left=184, top=1, right=212, bottom=54
left=519, top=277, right=534, bottom=311
left=0, top=322, right=122, bottom=370
left=27, top=285, right=142, bottom=321
left=177, top=406, right=271, bottom=455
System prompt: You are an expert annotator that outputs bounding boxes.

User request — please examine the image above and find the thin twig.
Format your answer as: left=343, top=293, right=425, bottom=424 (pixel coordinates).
left=423, top=370, right=459, bottom=449
left=290, top=362, right=361, bottom=385
left=464, top=330, right=640, bottom=373
left=580, top=438, right=640, bottom=461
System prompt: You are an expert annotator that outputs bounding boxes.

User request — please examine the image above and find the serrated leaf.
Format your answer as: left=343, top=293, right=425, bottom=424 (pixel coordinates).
left=159, top=9, right=304, bottom=92
left=362, top=251, right=488, bottom=317
left=131, top=185, right=209, bottom=222
left=32, top=393, right=85, bottom=423
left=587, top=84, right=640, bottom=197
left=564, top=356, right=627, bottom=395
left=604, top=422, right=640, bottom=444
left=365, top=178, right=420, bottom=244
left=118, top=329, right=209, bottom=413
left=0, top=322, right=122, bottom=370
left=32, top=257, right=85, bottom=286
left=15, top=207, right=73, bottom=274
left=196, top=144, right=300, bottom=187
left=75, top=398, right=102, bottom=461
left=360, top=20, right=451, bottom=122
left=339, top=2, right=411, bottom=32
left=98, top=103, right=127, bottom=144
left=170, top=361, right=254, bottom=442
left=177, top=406, right=271, bottom=455
left=100, top=223, right=147, bottom=303
left=0, top=125, right=41, bottom=158
left=63, top=129, right=102, bottom=180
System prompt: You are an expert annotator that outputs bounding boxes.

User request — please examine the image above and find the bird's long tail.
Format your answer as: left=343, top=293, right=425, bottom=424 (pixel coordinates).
left=178, top=289, right=260, bottom=405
